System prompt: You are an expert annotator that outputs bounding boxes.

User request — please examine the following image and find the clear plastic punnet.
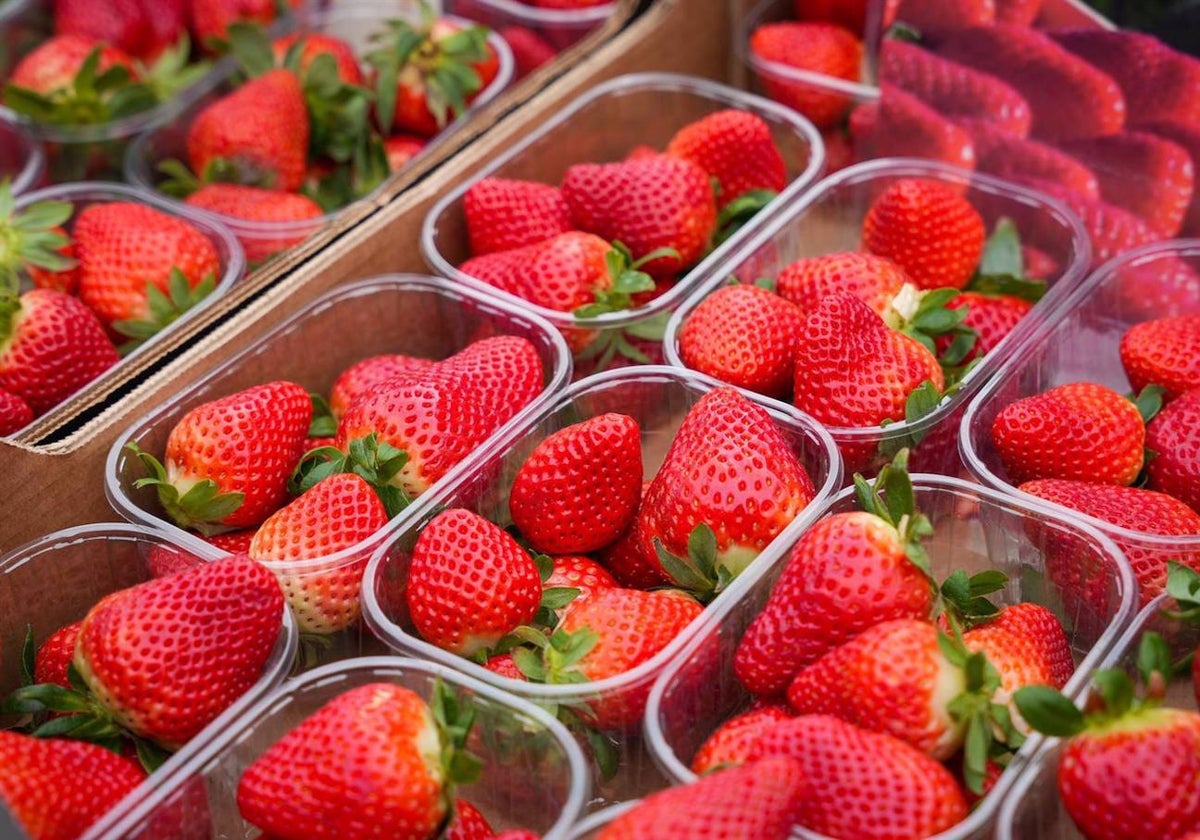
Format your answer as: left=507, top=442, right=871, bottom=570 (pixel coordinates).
left=95, top=656, right=591, bottom=840
left=105, top=275, right=572, bottom=664
left=664, top=157, right=1091, bottom=482
left=362, top=364, right=842, bottom=807
left=0, top=522, right=299, bottom=840
left=0, top=114, right=44, bottom=195
left=643, top=475, right=1137, bottom=840
left=421, top=71, right=825, bottom=378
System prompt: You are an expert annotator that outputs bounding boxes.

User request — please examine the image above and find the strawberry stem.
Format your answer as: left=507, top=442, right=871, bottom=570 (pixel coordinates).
left=126, top=441, right=246, bottom=532
left=113, top=270, right=217, bottom=354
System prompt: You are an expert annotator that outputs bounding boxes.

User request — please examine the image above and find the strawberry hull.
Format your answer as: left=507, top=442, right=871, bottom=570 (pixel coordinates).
left=643, top=475, right=1136, bottom=840
left=962, top=240, right=1200, bottom=602
left=665, top=157, right=1091, bottom=483
left=0, top=115, right=43, bottom=195
left=0, top=523, right=298, bottom=839
left=421, top=71, right=825, bottom=378
left=93, top=656, right=590, bottom=840
left=362, top=365, right=841, bottom=809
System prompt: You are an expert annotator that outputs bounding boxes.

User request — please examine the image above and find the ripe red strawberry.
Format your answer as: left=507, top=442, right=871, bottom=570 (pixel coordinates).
left=994, top=0, right=1042, bottom=24
left=677, top=284, right=806, bottom=399
left=383, top=134, right=426, bottom=171
left=0, top=731, right=147, bottom=840
left=128, top=380, right=311, bottom=531
left=1050, top=28, right=1200, bottom=130
left=499, top=25, right=556, bottom=78
left=407, top=508, right=542, bottom=656
left=691, top=705, right=793, bottom=774
left=6, top=35, right=139, bottom=109
left=880, top=40, right=1031, bottom=137
left=598, top=758, right=808, bottom=840
left=1015, top=177, right=1159, bottom=268
left=862, top=178, right=986, bottom=290
left=1146, top=388, right=1200, bottom=513
left=664, top=109, right=787, bottom=209
left=991, top=382, right=1147, bottom=486
left=560, top=155, right=718, bottom=275
left=237, top=682, right=477, bottom=840
left=1022, top=245, right=1060, bottom=280
left=187, top=69, right=309, bottom=193
left=794, top=0, right=868, bottom=30
left=748, top=22, right=862, bottom=129
left=145, top=543, right=206, bottom=578
left=249, top=473, right=390, bottom=634
left=190, top=0, right=297, bottom=49
left=1138, top=120, right=1200, bottom=237
left=955, top=117, right=1101, bottom=199
left=328, top=354, right=435, bottom=420
left=335, top=336, right=543, bottom=498
left=545, top=555, right=617, bottom=607
left=635, top=387, right=816, bottom=596
left=183, top=184, right=324, bottom=263
left=935, top=292, right=1031, bottom=362
left=849, top=84, right=977, bottom=171
left=443, top=799, right=493, bottom=840
left=749, top=715, right=969, bottom=838
left=34, top=620, right=83, bottom=688
left=26, top=226, right=79, bottom=296
left=0, top=388, right=33, bottom=435
left=53, top=0, right=153, bottom=60
left=1021, top=479, right=1200, bottom=602
left=272, top=32, right=364, bottom=86
left=890, top=0, right=996, bottom=40
left=598, top=483, right=671, bottom=589
left=509, top=413, right=642, bottom=555
left=1121, top=315, right=1200, bottom=402
left=1055, top=131, right=1195, bottom=237
left=936, top=25, right=1126, bottom=142
left=463, top=177, right=573, bottom=256
left=459, top=243, right=537, bottom=300
left=775, top=251, right=910, bottom=317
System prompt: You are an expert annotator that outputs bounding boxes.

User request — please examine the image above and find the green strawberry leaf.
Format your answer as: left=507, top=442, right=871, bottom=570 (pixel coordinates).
left=1164, top=562, right=1200, bottom=622
left=539, top=586, right=580, bottom=611
left=978, top=217, right=1023, bottom=279
left=133, top=736, right=171, bottom=774
left=583, top=722, right=619, bottom=781
left=19, top=625, right=35, bottom=688
left=1093, top=669, right=1136, bottom=716
left=307, top=393, right=337, bottom=438
left=1136, top=631, right=1175, bottom=695
left=1131, top=384, right=1164, bottom=425
left=226, top=22, right=277, bottom=79
left=1013, top=685, right=1086, bottom=736
left=714, top=189, right=777, bottom=247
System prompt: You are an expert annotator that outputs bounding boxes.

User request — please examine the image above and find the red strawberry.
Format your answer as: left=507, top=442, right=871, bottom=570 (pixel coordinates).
left=145, top=543, right=206, bottom=578
left=992, top=381, right=1147, bottom=486
left=849, top=84, right=977, bottom=171
left=1121, top=315, right=1200, bottom=402
left=890, top=0, right=996, bottom=40
left=935, top=292, right=1031, bottom=361
left=1138, top=120, right=1200, bottom=237
left=443, top=799, right=493, bottom=840
left=597, top=758, right=808, bottom=840
left=749, top=715, right=969, bottom=838
left=636, top=387, right=817, bottom=596
left=598, top=483, right=671, bottom=589
left=862, top=178, right=986, bottom=290
left=183, top=184, right=324, bottom=262
left=484, top=652, right=524, bottom=682
left=0, top=731, right=146, bottom=840
left=499, top=25, right=556, bottom=78
left=691, top=705, right=793, bottom=774
left=1146, top=388, right=1200, bottom=513
left=545, top=555, right=617, bottom=607
left=995, top=0, right=1042, bottom=24
left=509, top=413, right=643, bottom=555
left=794, top=0, right=867, bottom=29
left=519, top=232, right=647, bottom=315
left=677, top=283, right=806, bottom=399
left=1021, top=479, right=1200, bottom=601
left=880, top=40, right=1031, bottom=137
left=407, top=508, right=542, bottom=656
left=249, top=473, right=390, bottom=634
left=955, top=117, right=1100, bottom=199
left=187, top=69, right=309, bottom=193
left=272, top=32, right=363, bottom=86
left=190, top=0, right=296, bottom=49
left=664, top=109, right=788, bottom=209
left=775, top=251, right=910, bottom=317
left=459, top=243, right=537, bottom=299
left=383, top=134, right=426, bottom=172
left=34, top=620, right=83, bottom=688
left=26, top=226, right=80, bottom=296
left=464, top=177, right=572, bottom=256
left=328, top=354, right=435, bottom=420
left=128, top=380, right=311, bottom=531
left=1022, top=245, right=1060, bottom=280
left=53, top=0, right=153, bottom=60
left=936, top=25, right=1126, bottom=142
left=0, top=388, right=33, bottom=435
left=560, top=155, right=717, bottom=275
left=1015, top=177, right=1159, bottom=268
left=6, top=36, right=141, bottom=125
left=748, top=22, right=862, bottom=129
left=1054, top=131, right=1195, bottom=237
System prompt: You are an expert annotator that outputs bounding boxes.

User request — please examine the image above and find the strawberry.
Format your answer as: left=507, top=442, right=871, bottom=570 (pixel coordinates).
left=249, top=473, right=390, bottom=634
left=383, top=134, right=427, bottom=172
left=127, top=380, right=312, bottom=532
left=499, top=25, right=556, bottom=79
left=1015, top=632, right=1200, bottom=840
left=664, top=109, right=787, bottom=209
left=955, top=117, right=1101, bottom=199
left=560, top=155, right=717, bottom=275
left=458, top=243, right=538, bottom=299
left=8, top=36, right=137, bottom=95
left=0, top=731, right=146, bottom=840
left=190, top=0, right=297, bottom=49
left=994, top=0, right=1042, bottom=24
left=936, top=292, right=1031, bottom=362
left=53, top=0, right=153, bottom=60
left=187, top=69, right=309, bottom=193
left=1145, top=388, right=1200, bottom=513
left=1138, top=120, right=1200, bottom=237
left=444, top=799, right=493, bottom=840
left=1015, top=177, right=1158, bottom=268
left=849, top=84, right=976, bottom=171
left=991, top=382, right=1148, bottom=486
left=183, top=184, right=324, bottom=263
left=749, top=715, right=969, bottom=838
left=236, top=681, right=480, bottom=840
left=31, top=620, right=82, bottom=689
left=335, top=336, right=543, bottom=498
left=145, top=543, right=206, bottom=578
left=862, top=178, right=986, bottom=291
left=509, top=413, right=643, bottom=555
left=1050, top=28, right=1200, bottom=130
left=598, top=758, right=808, bottom=840
left=26, top=226, right=79, bottom=296
left=880, top=40, right=1031, bottom=137
left=544, top=555, right=617, bottom=608
left=795, top=0, right=868, bottom=30
left=1022, top=245, right=1060, bottom=280
left=890, top=0, right=996, bottom=40
left=272, top=32, right=363, bottom=86
left=0, top=387, right=32, bottom=435
left=748, top=22, right=862, bottom=129
left=1121, top=315, right=1200, bottom=402
left=598, top=483, right=670, bottom=589
left=407, top=508, right=542, bottom=656
left=635, top=387, right=816, bottom=598
left=463, top=177, right=573, bottom=256
left=936, top=25, right=1125, bottom=142
left=676, top=283, right=806, bottom=399
left=1021, top=479, right=1200, bottom=602
left=775, top=251, right=910, bottom=317
left=328, top=354, right=434, bottom=420
left=691, top=704, right=793, bottom=774
left=1054, top=131, right=1195, bottom=237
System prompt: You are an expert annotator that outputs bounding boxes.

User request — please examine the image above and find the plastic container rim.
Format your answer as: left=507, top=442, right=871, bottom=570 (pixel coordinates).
left=461, top=0, right=617, bottom=27
left=1, top=115, right=45, bottom=196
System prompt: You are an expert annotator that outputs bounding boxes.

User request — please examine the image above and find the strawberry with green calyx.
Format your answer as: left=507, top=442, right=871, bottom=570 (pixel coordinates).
left=573, top=310, right=670, bottom=375
left=964, top=217, right=1049, bottom=303
left=1015, top=631, right=1200, bottom=840
left=110, top=268, right=217, bottom=355
left=0, top=182, right=76, bottom=289
left=884, top=284, right=980, bottom=374
left=1162, top=562, right=1200, bottom=706
left=288, top=432, right=412, bottom=520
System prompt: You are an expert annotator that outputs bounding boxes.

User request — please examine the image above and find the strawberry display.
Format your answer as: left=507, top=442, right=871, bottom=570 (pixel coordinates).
left=748, top=21, right=863, bottom=129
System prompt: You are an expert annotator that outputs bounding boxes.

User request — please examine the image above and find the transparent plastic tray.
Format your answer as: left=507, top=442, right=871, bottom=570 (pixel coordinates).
left=0, top=114, right=43, bottom=194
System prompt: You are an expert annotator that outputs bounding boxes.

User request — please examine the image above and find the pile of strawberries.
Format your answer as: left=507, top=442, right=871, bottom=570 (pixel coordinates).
left=989, top=313, right=1200, bottom=602
left=456, top=107, right=790, bottom=369
left=0, top=184, right=230, bottom=434
left=676, top=175, right=1048, bottom=472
